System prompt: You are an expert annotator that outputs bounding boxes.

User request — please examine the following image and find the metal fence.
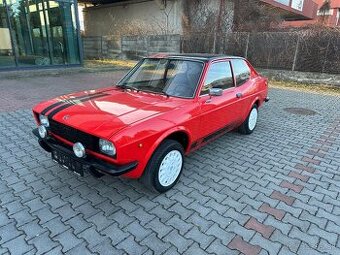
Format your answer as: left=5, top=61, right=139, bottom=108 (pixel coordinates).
left=182, top=31, right=340, bottom=74
left=83, top=31, right=340, bottom=75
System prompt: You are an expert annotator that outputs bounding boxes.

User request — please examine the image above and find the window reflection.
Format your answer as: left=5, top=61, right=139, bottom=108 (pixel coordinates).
left=0, top=0, right=80, bottom=68
left=0, top=0, right=15, bottom=67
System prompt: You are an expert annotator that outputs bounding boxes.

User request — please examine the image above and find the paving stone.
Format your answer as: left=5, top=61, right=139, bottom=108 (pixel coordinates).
left=184, top=226, right=215, bottom=249
left=280, top=181, right=304, bottom=193
left=101, top=223, right=129, bottom=245
left=28, top=232, right=59, bottom=255
left=64, top=215, right=92, bottom=235
left=145, top=217, right=173, bottom=239
left=207, top=239, right=240, bottom=255
left=228, top=235, right=261, bottom=255
left=1, top=85, right=340, bottom=255
left=187, top=212, right=214, bottom=232
left=318, top=239, right=340, bottom=255
left=65, top=242, right=92, bottom=255
left=0, top=222, right=24, bottom=244
left=207, top=223, right=235, bottom=245
left=54, top=229, right=83, bottom=253
left=78, top=226, right=105, bottom=248
left=259, top=203, right=285, bottom=220
left=289, top=226, right=319, bottom=248
left=163, top=229, right=194, bottom=253
left=116, top=235, right=148, bottom=255
left=244, top=218, right=274, bottom=239
left=270, top=191, right=295, bottom=206
left=19, top=220, right=47, bottom=241
left=90, top=238, right=124, bottom=255
left=2, top=234, right=34, bottom=255
left=166, top=215, right=193, bottom=235
left=297, top=242, right=324, bottom=255
left=140, top=233, right=171, bottom=254
left=270, top=229, right=301, bottom=253
left=183, top=243, right=207, bottom=255
left=308, top=223, right=338, bottom=246
left=124, top=221, right=153, bottom=242
left=250, top=233, right=282, bottom=255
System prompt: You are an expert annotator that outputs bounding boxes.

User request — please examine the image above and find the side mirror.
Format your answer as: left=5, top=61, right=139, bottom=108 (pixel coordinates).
left=209, top=88, right=223, bottom=96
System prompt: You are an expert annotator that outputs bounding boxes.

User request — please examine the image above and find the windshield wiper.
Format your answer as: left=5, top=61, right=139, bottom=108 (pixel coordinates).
left=117, top=84, right=139, bottom=92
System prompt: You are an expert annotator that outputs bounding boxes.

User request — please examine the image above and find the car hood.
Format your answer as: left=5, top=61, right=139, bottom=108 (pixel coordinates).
left=43, top=88, right=186, bottom=139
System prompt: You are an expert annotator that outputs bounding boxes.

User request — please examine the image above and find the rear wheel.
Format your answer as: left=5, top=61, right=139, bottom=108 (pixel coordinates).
left=239, top=105, right=258, bottom=135
left=141, top=139, right=184, bottom=193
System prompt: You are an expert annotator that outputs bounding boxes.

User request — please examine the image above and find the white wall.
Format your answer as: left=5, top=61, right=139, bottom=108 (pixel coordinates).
left=84, top=0, right=183, bottom=36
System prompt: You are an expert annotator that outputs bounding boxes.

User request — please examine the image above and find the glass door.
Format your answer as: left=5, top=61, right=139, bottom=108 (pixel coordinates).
left=45, top=0, right=80, bottom=65
left=0, top=0, right=15, bottom=67
left=8, top=0, right=51, bottom=66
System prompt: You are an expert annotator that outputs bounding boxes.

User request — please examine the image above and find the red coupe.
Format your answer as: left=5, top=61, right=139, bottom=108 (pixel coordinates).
left=32, top=54, right=269, bottom=192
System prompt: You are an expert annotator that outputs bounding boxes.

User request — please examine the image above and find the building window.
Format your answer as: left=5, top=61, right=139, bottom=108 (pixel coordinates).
left=0, top=0, right=81, bottom=69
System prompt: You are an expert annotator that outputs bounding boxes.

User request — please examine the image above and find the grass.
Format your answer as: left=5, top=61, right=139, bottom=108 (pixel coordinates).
left=84, top=59, right=137, bottom=69
left=270, top=80, right=340, bottom=96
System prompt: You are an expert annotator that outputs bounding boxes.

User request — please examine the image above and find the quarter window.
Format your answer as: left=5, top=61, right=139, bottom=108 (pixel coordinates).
left=232, top=59, right=251, bottom=86
left=201, top=62, right=234, bottom=95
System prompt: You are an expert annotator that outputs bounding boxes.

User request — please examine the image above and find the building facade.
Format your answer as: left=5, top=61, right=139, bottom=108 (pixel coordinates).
left=82, top=0, right=235, bottom=37
left=0, top=0, right=82, bottom=70
left=283, top=0, right=340, bottom=27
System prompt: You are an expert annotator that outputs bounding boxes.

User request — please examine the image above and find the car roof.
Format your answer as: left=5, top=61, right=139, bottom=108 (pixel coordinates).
left=148, top=53, right=245, bottom=62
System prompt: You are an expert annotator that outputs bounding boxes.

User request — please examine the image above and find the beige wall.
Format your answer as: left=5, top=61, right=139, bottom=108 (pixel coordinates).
left=84, top=0, right=183, bottom=36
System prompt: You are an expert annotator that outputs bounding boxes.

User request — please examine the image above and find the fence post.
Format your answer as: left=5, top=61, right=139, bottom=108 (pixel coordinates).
left=100, top=36, right=103, bottom=59
left=322, top=36, right=331, bottom=73
left=292, top=35, right=300, bottom=71
left=244, top=33, right=250, bottom=58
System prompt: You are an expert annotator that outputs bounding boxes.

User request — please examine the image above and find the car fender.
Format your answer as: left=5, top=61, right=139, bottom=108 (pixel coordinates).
left=141, top=126, right=192, bottom=171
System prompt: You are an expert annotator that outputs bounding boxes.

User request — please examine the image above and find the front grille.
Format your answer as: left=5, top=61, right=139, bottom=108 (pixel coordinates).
left=49, top=119, right=99, bottom=152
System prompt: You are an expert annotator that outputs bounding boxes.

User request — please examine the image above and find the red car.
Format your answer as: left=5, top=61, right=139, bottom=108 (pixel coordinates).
left=32, top=54, right=269, bottom=192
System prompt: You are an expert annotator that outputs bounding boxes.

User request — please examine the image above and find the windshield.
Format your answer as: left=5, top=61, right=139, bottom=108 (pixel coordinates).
left=118, top=58, right=204, bottom=98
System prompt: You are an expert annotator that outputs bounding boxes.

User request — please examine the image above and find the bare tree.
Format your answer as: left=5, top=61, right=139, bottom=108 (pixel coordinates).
left=233, top=0, right=282, bottom=32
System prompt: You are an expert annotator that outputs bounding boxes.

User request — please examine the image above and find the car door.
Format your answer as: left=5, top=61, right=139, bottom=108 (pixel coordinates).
left=231, top=58, right=255, bottom=121
left=198, top=60, right=244, bottom=140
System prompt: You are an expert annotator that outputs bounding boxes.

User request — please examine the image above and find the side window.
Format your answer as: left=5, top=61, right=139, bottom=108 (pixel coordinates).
left=201, top=62, right=234, bottom=95
left=232, top=59, right=251, bottom=86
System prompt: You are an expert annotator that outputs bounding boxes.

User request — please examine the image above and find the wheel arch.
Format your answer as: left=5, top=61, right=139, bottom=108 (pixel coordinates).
left=144, top=127, right=191, bottom=166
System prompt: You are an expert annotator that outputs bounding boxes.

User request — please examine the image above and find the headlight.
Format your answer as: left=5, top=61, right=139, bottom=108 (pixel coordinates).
left=38, top=125, right=47, bottom=139
left=73, top=142, right=86, bottom=158
left=39, top=114, right=49, bottom=127
left=99, top=139, right=116, bottom=156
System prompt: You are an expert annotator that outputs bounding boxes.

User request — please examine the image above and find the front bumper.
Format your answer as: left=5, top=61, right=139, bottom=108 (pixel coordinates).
left=32, top=128, right=138, bottom=176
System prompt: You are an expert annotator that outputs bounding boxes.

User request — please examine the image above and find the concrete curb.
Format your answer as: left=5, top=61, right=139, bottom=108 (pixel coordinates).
left=258, top=69, right=340, bottom=87
left=0, top=66, right=129, bottom=79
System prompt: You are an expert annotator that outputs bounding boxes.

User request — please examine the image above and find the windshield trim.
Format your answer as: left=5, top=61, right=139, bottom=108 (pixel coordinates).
left=117, top=57, right=205, bottom=99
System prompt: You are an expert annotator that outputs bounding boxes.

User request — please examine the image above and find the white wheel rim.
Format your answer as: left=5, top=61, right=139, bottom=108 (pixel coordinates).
left=248, top=108, right=258, bottom=131
left=158, top=150, right=183, bottom=187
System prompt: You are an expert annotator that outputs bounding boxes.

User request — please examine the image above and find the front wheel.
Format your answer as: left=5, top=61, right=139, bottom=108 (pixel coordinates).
left=141, top=139, right=184, bottom=193
left=239, top=105, right=258, bottom=135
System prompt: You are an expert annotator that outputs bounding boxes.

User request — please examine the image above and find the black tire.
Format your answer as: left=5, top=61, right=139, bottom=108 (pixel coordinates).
left=239, top=105, right=258, bottom=135
left=141, top=139, right=184, bottom=193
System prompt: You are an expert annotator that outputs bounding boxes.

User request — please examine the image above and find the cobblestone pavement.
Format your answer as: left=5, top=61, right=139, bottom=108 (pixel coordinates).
left=0, top=72, right=340, bottom=254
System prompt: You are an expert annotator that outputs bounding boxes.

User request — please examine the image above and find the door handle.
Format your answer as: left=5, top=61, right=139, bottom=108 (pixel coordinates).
left=236, top=93, right=243, bottom=98
left=205, top=99, right=212, bottom=104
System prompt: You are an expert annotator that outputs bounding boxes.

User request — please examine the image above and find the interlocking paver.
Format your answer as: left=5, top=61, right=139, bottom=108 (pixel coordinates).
left=1, top=72, right=339, bottom=254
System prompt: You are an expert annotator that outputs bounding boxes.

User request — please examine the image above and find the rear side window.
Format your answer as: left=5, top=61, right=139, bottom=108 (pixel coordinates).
left=232, top=59, right=251, bottom=86
left=201, top=62, right=234, bottom=95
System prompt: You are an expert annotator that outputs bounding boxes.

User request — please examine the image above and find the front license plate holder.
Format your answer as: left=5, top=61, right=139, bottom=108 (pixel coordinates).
left=52, top=150, right=84, bottom=176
